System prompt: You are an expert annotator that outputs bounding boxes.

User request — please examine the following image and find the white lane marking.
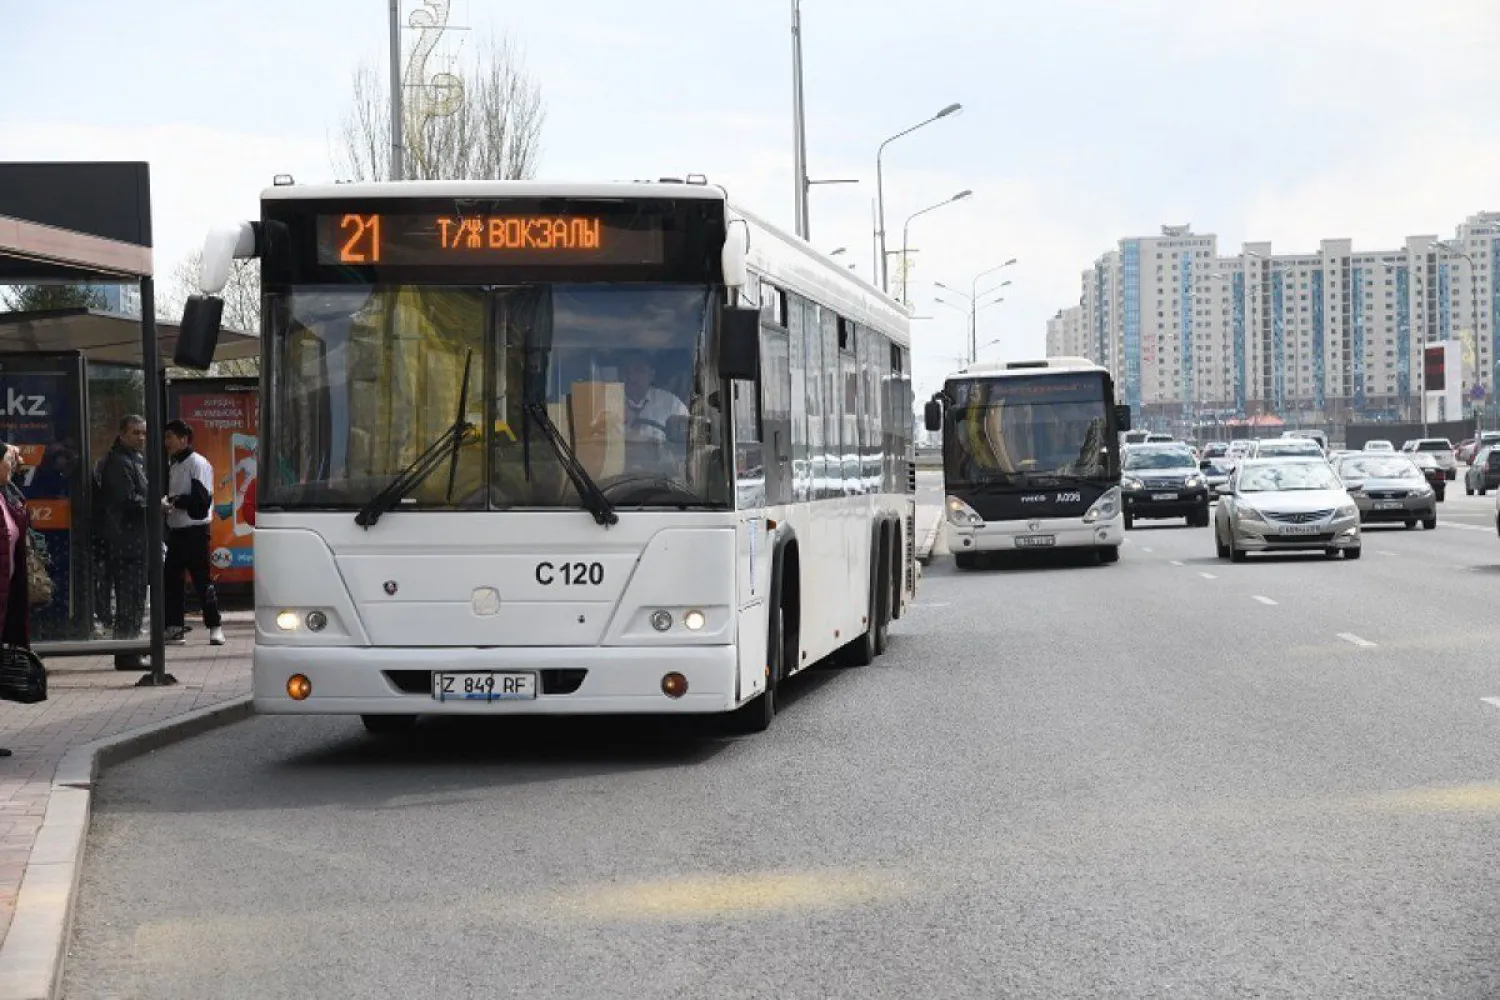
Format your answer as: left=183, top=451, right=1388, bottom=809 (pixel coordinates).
left=1198, top=572, right=1218, bottom=580
left=1377, top=550, right=1397, bottom=556
left=1252, top=595, right=1277, bottom=605
left=1482, top=697, right=1500, bottom=712
left=1337, top=632, right=1377, bottom=648
left=1169, top=560, right=1184, bottom=566
left=1442, top=522, right=1489, bottom=532
left=1141, top=546, right=1154, bottom=553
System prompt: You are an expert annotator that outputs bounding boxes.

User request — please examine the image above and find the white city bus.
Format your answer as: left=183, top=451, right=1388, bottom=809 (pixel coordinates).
left=179, top=179, right=916, bottom=734
left=923, top=357, right=1130, bottom=568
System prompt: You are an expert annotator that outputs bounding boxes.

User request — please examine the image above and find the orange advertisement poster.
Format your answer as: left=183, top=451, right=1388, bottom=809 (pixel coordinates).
left=171, top=386, right=258, bottom=585
left=24, top=498, right=71, bottom=530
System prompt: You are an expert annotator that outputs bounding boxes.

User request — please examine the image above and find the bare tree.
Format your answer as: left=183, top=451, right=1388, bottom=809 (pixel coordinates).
left=164, top=252, right=261, bottom=378
left=334, top=31, right=545, bottom=182
left=2, top=284, right=106, bottom=311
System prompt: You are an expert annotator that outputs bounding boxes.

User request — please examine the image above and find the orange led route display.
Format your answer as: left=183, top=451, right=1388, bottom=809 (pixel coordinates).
left=316, top=212, right=665, bottom=267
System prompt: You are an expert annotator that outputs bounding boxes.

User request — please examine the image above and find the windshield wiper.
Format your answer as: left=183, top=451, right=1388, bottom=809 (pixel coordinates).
left=523, top=402, right=618, bottom=527
left=355, top=352, right=476, bottom=529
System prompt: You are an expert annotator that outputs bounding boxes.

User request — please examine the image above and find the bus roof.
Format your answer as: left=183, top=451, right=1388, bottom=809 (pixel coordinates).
left=943, top=357, right=1107, bottom=381
left=260, top=180, right=730, bottom=202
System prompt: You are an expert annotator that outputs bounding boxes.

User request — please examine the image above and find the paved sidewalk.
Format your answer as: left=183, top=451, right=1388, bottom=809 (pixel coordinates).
left=0, top=614, right=253, bottom=945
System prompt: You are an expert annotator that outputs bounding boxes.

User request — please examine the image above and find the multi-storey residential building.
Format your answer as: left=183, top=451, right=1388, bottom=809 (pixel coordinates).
left=1062, top=213, right=1500, bottom=430
left=1044, top=305, right=1086, bottom=358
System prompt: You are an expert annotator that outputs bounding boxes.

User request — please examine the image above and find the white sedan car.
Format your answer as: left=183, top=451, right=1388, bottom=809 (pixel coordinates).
left=1213, top=458, right=1362, bottom=561
left=1363, top=440, right=1395, bottom=453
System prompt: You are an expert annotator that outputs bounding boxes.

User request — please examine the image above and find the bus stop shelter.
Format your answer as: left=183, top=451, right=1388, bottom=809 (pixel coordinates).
left=0, top=161, right=241, bottom=683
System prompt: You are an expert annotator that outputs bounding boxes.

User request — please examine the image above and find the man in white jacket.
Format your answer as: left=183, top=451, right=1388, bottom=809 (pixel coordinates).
left=161, top=420, right=224, bottom=645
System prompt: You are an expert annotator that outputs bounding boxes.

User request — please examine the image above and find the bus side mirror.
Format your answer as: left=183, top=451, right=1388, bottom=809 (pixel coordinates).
left=1115, top=404, right=1132, bottom=431
left=924, top=400, right=943, bottom=432
left=174, top=295, right=223, bottom=370
left=718, top=307, right=760, bottom=382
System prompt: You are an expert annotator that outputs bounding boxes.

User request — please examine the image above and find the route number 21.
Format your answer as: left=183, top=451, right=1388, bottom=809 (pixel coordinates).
left=339, top=214, right=382, bottom=263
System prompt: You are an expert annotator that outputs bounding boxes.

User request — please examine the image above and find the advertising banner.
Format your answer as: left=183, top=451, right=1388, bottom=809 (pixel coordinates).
left=0, top=354, right=89, bottom=640
left=167, top=381, right=259, bottom=587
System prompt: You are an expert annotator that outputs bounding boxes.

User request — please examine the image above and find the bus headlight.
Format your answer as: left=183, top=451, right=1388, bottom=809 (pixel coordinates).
left=1082, top=487, right=1121, bottom=524
left=650, top=610, right=673, bottom=632
left=946, top=496, right=984, bottom=526
left=276, top=611, right=301, bottom=632
left=683, top=610, right=706, bottom=631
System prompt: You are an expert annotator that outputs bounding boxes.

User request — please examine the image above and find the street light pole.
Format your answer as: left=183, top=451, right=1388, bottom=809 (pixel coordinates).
left=389, top=0, right=404, bottom=180
left=875, top=102, right=962, bottom=293
left=791, top=0, right=808, bottom=238
left=900, top=190, right=972, bottom=305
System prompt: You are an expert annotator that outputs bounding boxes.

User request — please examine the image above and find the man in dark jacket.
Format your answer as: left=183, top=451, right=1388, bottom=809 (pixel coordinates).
left=97, top=415, right=149, bottom=669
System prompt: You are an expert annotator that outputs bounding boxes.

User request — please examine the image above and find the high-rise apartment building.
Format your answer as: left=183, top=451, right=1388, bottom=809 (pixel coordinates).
left=1044, top=305, right=1086, bottom=358
left=1059, top=213, right=1500, bottom=429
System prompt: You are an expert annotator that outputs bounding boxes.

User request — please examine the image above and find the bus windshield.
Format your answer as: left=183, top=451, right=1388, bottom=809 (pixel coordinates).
left=943, top=373, right=1111, bottom=483
left=266, top=283, right=730, bottom=510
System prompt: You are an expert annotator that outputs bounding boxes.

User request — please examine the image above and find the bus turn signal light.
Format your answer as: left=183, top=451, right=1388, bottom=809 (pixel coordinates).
left=287, top=674, right=312, bottom=701
left=661, top=673, right=688, bottom=698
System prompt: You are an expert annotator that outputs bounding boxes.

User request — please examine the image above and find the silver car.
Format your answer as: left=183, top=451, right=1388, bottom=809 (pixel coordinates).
left=1213, top=458, right=1362, bottom=561
left=1334, top=454, right=1437, bottom=529
left=1402, top=438, right=1457, bottom=480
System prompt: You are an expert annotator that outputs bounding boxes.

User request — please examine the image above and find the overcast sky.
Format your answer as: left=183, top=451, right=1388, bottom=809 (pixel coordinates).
left=6, top=0, right=1499, bottom=399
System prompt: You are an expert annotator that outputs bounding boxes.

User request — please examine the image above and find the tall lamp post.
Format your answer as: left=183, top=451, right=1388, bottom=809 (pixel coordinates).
left=899, top=190, right=971, bottom=305
left=938, top=258, right=1016, bottom=362
left=790, top=1, right=857, bottom=239
left=937, top=281, right=1010, bottom=363
left=875, top=102, right=963, bottom=292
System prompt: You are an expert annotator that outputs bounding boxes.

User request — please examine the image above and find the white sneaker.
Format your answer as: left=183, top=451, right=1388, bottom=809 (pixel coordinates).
left=209, top=626, right=226, bottom=646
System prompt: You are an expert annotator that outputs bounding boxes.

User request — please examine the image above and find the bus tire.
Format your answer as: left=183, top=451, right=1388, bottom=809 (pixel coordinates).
left=838, top=588, right=879, bottom=668
left=361, top=714, right=417, bottom=735
left=872, top=531, right=891, bottom=657
left=889, top=521, right=904, bottom=621
left=726, top=606, right=780, bottom=735
left=1097, top=546, right=1120, bottom=564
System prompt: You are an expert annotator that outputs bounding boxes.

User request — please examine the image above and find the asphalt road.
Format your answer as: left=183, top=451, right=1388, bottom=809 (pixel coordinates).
left=63, top=484, right=1500, bottom=999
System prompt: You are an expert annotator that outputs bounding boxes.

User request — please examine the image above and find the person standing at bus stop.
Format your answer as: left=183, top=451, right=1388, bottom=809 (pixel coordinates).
left=162, top=420, right=224, bottom=646
left=96, top=415, right=149, bottom=669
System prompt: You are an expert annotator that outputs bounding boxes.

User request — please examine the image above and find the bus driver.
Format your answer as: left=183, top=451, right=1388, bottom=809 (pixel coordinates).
left=618, top=350, right=688, bottom=472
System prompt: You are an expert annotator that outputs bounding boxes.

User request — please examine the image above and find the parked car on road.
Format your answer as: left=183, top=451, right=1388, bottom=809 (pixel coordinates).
left=1213, top=458, right=1362, bottom=561
left=1334, top=454, right=1438, bottom=529
left=1465, top=446, right=1500, bottom=495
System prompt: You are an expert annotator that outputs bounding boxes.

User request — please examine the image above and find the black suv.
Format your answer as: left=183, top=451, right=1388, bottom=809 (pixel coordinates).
left=1121, top=444, right=1211, bottom=528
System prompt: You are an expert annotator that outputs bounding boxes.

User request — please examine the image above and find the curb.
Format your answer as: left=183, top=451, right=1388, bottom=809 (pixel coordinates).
left=0, top=696, right=254, bottom=1000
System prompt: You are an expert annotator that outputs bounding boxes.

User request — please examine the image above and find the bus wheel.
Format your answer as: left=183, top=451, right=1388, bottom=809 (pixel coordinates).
left=838, top=591, right=879, bottom=668
left=726, top=607, right=780, bottom=734
left=361, top=714, right=417, bottom=735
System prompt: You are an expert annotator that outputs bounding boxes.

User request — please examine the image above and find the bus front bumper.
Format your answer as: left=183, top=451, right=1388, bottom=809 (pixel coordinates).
left=947, top=514, right=1124, bottom=553
left=253, top=643, right=740, bottom=715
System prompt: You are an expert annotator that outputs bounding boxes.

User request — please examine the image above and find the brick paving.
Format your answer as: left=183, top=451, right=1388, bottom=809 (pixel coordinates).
left=0, top=613, right=252, bottom=943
